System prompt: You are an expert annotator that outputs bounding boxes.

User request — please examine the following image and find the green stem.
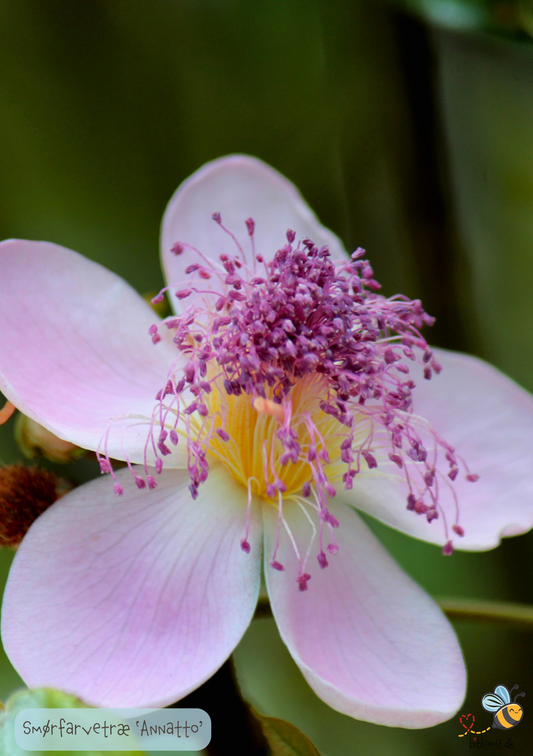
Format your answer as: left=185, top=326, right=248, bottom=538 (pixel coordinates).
left=254, top=596, right=533, bottom=630
left=173, top=658, right=269, bottom=756
left=436, top=597, right=533, bottom=630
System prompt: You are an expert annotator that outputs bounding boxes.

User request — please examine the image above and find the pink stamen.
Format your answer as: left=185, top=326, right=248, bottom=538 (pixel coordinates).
left=269, top=491, right=284, bottom=569
left=297, top=573, right=311, bottom=591
left=133, top=218, right=479, bottom=589
left=241, top=477, right=256, bottom=554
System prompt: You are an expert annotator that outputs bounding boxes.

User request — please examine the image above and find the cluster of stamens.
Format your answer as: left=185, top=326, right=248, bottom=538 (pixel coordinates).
left=97, top=213, right=478, bottom=589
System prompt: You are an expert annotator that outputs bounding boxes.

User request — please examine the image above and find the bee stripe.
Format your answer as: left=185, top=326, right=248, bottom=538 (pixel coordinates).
left=496, top=708, right=518, bottom=729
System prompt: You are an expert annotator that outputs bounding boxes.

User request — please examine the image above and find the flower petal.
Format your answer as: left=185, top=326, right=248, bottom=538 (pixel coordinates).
left=263, top=501, right=465, bottom=728
left=0, top=239, right=184, bottom=466
left=1, top=465, right=261, bottom=707
left=342, top=348, right=533, bottom=550
left=161, top=155, right=347, bottom=311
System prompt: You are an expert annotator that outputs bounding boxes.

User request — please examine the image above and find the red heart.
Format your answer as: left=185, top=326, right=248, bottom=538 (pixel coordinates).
left=460, top=713, right=475, bottom=733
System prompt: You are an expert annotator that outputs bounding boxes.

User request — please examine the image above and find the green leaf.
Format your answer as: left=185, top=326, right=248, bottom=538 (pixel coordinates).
left=0, top=687, right=146, bottom=756
left=250, top=707, right=322, bottom=756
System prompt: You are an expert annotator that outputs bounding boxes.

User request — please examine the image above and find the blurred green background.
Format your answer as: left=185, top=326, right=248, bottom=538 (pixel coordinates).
left=1, top=1, right=533, bottom=754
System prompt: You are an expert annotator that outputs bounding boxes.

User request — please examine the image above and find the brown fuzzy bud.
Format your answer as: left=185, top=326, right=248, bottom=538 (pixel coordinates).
left=0, top=464, right=68, bottom=549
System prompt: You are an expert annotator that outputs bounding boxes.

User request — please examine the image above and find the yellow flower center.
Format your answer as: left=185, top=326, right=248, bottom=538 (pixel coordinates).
left=202, top=374, right=346, bottom=499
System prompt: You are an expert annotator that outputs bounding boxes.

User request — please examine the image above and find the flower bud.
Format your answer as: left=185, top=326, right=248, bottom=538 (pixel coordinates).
left=15, top=414, right=84, bottom=464
left=142, top=291, right=171, bottom=319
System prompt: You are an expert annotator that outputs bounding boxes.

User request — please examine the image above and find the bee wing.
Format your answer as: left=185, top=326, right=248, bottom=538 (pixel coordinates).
left=482, top=693, right=505, bottom=711
left=494, top=685, right=511, bottom=704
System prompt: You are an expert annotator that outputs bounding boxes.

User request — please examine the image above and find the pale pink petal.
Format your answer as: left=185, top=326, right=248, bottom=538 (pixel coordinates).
left=2, top=465, right=261, bottom=707
left=341, top=348, right=533, bottom=551
left=161, top=155, right=347, bottom=311
left=0, top=239, right=185, bottom=466
left=263, top=501, right=465, bottom=728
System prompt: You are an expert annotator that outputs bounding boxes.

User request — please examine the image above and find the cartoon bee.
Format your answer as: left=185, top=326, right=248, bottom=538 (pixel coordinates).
left=482, top=684, right=525, bottom=730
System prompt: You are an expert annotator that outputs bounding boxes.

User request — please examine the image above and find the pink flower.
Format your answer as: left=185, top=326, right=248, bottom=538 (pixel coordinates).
left=2, top=156, right=533, bottom=728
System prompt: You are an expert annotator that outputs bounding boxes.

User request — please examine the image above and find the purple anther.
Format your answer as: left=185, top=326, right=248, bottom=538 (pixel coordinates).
left=362, top=263, right=374, bottom=280
left=147, top=476, right=157, bottom=490
left=271, top=561, right=285, bottom=571
left=184, top=361, right=195, bottom=383
left=448, top=467, right=459, bottom=481
left=176, top=289, right=192, bottom=300
left=302, top=482, right=311, bottom=497
left=245, top=218, right=255, bottom=235
left=185, top=264, right=200, bottom=274
left=155, top=458, right=163, bottom=474
left=297, top=573, right=311, bottom=591
left=325, top=512, right=339, bottom=528
left=318, top=449, right=330, bottom=464
left=228, top=290, right=246, bottom=302
left=151, top=333, right=161, bottom=344
left=170, top=430, right=179, bottom=445
left=148, top=324, right=158, bottom=335
left=266, top=484, right=277, bottom=498
left=406, top=493, right=416, bottom=511
left=414, top=501, right=428, bottom=515
left=443, top=540, right=454, bottom=555
left=362, top=450, right=378, bottom=469
left=216, top=428, right=230, bottom=442
left=466, top=473, right=480, bottom=482
left=99, top=459, right=111, bottom=474
left=389, top=453, right=403, bottom=469
left=426, top=509, right=439, bottom=523
left=424, top=366, right=432, bottom=380
left=286, top=229, right=296, bottom=244
left=424, top=470, right=435, bottom=487
left=171, top=242, right=184, bottom=255
left=197, top=403, right=209, bottom=417
left=199, top=269, right=211, bottom=280
left=212, top=212, right=222, bottom=224
left=317, top=551, right=328, bottom=569
left=240, top=539, right=251, bottom=554
left=114, top=482, right=123, bottom=496
left=325, top=482, right=337, bottom=498
left=327, top=543, right=339, bottom=555
left=134, top=475, right=146, bottom=489
left=151, top=293, right=165, bottom=304
left=452, top=524, right=465, bottom=537
left=416, top=447, right=427, bottom=462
